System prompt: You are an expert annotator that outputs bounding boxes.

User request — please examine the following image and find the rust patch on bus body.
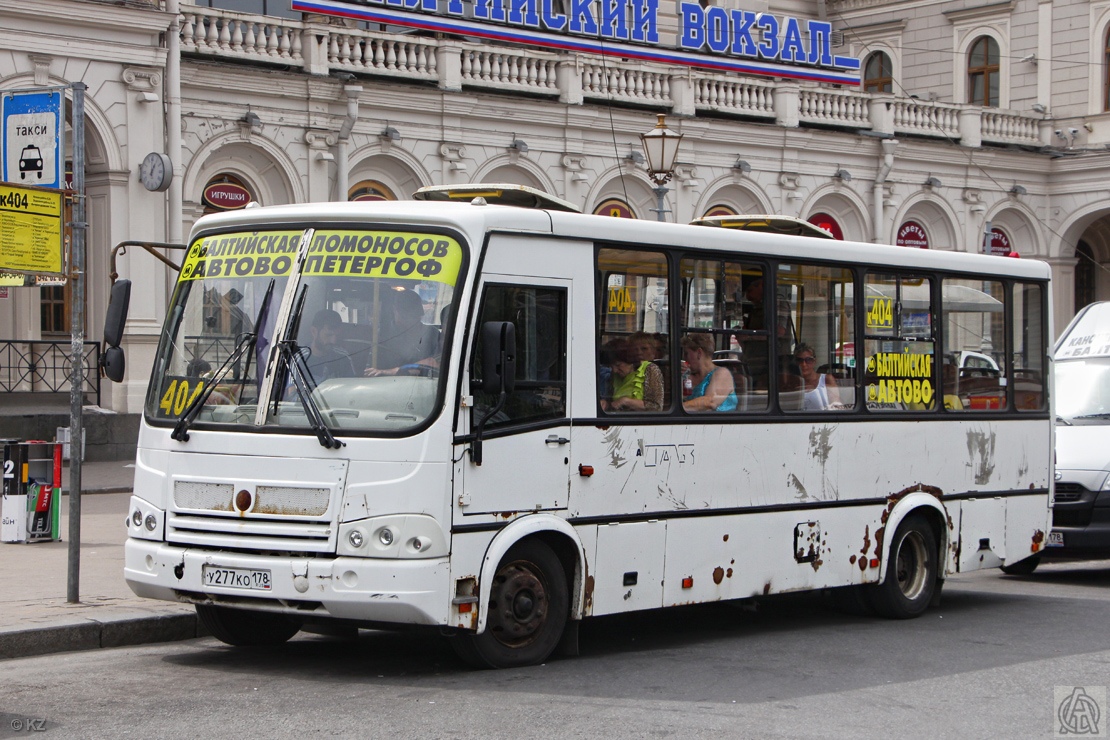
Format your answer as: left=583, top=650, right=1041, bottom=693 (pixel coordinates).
left=726, top=568, right=733, bottom=578
left=584, top=575, right=595, bottom=612
left=860, top=525, right=871, bottom=557
left=712, top=567, right=725, bottom=585
left=723, top=534, right=729, bottom=542
left=763, top=581, right=772, bottom=595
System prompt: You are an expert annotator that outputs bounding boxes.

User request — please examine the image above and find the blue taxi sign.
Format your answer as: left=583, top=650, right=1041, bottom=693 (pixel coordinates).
left=2, top=88, right=63, bottom=189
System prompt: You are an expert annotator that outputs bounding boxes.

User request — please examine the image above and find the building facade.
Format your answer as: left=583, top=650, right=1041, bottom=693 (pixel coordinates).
left=1, top=0, right=1109, bottom=412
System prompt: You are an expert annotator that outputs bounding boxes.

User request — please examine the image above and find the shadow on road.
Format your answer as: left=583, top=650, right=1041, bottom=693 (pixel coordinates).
left=158, top=579, right=1110, bottom=704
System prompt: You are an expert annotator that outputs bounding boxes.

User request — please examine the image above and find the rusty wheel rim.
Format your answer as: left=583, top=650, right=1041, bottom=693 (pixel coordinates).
left=487, top=561, right=549, bottom=648
left=895, top=530, right=929, bottom=601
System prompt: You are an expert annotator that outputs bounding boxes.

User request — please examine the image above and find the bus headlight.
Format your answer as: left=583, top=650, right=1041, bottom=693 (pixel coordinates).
left=127, top=495, right=165, bottom=542
left=337, top=515, right=447, bottom=559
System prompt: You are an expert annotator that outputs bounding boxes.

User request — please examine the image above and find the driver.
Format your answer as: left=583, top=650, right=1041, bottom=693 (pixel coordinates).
left=365, top=288, right=441, bottom=377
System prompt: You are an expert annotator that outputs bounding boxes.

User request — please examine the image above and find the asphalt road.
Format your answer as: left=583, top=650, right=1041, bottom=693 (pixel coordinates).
left=3, top=560, right=1108, bottom=739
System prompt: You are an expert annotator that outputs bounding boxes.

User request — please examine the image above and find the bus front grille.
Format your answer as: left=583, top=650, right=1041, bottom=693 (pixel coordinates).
left=166, top=512, right=334, bottom=553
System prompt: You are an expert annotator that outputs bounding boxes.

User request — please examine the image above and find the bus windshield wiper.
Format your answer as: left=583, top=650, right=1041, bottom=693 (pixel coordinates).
left=172, top=329, right=258, bottom=442
left=276, top=339, right=345, bottom=450
left=1055, top=415, right=1072, bottom=426
left=1072, top=412, right=1110, bottom=420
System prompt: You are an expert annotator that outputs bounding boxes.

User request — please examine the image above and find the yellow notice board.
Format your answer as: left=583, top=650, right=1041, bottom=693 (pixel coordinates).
left=0, top=183, right=64, bottom=275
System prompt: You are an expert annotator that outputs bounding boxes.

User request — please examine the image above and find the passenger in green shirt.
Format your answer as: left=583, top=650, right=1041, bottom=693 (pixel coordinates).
left=602, top=338, right=664, bottom=412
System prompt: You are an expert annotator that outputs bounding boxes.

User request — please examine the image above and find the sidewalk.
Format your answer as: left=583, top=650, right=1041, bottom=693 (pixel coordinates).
left=0, top=460, right=206, bottom=660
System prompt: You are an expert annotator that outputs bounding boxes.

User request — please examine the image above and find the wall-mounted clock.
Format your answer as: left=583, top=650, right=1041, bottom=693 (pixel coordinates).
left=138, top=152, right=173, bottom=192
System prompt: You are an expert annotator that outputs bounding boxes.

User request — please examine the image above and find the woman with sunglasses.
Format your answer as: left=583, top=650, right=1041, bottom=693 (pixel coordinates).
left=794, top=342, right=840, bottom=411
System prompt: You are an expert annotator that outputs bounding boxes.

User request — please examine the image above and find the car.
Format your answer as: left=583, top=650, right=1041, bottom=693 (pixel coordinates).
left=18, top=145, right=43, bottom=180
left=955, top=350, right=1000, bottom=373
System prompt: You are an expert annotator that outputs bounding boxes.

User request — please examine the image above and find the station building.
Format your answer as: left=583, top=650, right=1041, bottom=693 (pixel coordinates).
left=1, top=0, right=1109, bottom=412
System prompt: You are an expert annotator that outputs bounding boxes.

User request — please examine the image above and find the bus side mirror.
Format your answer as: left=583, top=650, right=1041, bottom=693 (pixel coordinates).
left=481, top=321, right=516, bottom=395
left=104, top=279, right=131, bottom=347
left=102, top=279, right=131, bottom=383
left=101, top=346, right=126, bottom=383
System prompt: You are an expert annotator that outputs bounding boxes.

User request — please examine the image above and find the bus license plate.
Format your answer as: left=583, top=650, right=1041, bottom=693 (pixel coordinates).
left=1046, top=531, right=1064, bottom=547
left=203, top=565, right=272, bottom=591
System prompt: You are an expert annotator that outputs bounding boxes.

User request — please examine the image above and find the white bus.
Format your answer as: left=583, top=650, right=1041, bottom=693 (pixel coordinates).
left=112, top=189, right=1053, bottom=668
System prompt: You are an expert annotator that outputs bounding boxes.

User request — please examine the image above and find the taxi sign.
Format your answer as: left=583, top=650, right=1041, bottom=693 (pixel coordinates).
left=2, top=88, right=63, bottom=189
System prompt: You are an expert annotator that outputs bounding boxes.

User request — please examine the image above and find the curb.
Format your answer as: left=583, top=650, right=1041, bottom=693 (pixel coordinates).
left=0, top=613, right=208, bottom=661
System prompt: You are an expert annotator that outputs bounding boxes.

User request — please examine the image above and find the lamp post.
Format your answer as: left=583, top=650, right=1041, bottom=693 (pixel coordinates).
left=640, top=113, right=683, bottom=222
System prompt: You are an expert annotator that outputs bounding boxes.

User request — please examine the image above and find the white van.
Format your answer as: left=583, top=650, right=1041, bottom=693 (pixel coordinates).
left=1031, top=301, right=1110, bottom=571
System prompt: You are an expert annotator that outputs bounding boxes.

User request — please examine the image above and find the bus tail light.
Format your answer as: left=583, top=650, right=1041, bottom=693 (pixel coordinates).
left=682, top=576, right=693, bottom=589
left=579, top=464, right=594, bottom=477
left=869, top=558, right=880, bottom=568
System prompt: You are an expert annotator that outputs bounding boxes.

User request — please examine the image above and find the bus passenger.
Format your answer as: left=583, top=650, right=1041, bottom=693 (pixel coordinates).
left=794, top=342, right=839, bottom=410
left=602, top=338, right=664, bottom=412
left=681, top=334, right=737, bottom=412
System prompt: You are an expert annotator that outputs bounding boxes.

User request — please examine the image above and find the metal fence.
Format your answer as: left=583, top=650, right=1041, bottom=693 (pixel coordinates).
left=0, top=340, right=102, bottom=407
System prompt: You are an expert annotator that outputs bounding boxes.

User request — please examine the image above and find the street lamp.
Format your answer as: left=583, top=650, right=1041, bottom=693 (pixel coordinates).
left=640, top=113, right=683, bottom=222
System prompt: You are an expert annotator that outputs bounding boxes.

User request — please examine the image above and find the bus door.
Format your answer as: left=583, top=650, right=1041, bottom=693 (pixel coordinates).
left=458, top=274, right=572, bottom=516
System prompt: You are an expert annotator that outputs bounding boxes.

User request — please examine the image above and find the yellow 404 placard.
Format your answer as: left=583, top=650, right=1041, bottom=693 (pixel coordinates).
left=0, top=183, right=64, bottom=275
left=157, top=377, right=208, bottom=417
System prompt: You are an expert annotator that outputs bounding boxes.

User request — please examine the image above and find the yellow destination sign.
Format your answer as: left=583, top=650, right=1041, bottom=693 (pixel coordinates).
left=0, top=183, right=64, bottom=275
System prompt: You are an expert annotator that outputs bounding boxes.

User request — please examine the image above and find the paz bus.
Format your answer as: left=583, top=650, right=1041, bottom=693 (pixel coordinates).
left=108, top=186, right=1052, bottom=668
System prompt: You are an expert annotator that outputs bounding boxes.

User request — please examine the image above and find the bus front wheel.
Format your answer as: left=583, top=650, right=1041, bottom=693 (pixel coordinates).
left=868, top=514, right=937, bottom=619
left=196, top=604, right=301, bottom=647
left=452, top=539, right=569, bottom=669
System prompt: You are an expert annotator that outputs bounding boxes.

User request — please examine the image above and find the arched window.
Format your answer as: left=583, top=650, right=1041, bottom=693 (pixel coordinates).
left=863, top=52, right=893, bottom=93
left=967, top=36, right=1000, bottom=107
left=1075, top=241, right=1096, bottom=312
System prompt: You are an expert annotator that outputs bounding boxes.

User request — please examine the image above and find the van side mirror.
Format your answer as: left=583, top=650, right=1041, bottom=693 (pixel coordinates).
left=481, top=321, right=516, bottom=395
left=104, top=279, right=131, bottom=348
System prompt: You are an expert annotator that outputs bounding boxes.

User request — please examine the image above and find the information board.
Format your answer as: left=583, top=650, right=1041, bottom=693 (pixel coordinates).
left=0, top=183, right=64, bottom=275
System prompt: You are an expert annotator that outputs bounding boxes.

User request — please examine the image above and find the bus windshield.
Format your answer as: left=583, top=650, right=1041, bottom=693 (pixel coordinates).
left=146, top=226, right=464, bottom=434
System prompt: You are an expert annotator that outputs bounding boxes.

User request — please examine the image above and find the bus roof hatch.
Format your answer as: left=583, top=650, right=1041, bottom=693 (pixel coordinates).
left=413, top=183, right=581, bottom=213
left=690, top=214, right=835, bottom=239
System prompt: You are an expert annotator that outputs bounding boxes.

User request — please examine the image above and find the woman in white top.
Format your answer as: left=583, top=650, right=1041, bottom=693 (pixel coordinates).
left=794, top=343, right=839, bottom=411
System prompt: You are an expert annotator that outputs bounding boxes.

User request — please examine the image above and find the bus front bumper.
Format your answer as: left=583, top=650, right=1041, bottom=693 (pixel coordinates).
left=124, top=538, right=451, bottom=626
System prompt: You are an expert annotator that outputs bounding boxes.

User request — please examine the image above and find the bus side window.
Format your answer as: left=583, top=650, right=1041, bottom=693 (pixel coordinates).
left=470, top=284, right=567, bottom=428
left=597, top=248, right=671, bottom=413
left=776, top=264, right=855, bottom=412
left=941, top=277, right=1007, bottom=412
left=863, top=272, right=936, bottom=412
left=1013, top=282, right=1046, bottom=411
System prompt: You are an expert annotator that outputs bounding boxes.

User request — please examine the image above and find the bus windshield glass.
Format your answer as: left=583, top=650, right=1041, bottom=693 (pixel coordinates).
left=147, top=227, right=464, bottom=434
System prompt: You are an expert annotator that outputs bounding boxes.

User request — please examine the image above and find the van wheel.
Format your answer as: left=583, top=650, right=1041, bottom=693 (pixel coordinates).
left=452, top=540, right=568, bottom=669
left=1001, top=554, right=1041, bottom=575
left=196, top=604, right=301, bottom=646
left=868, top=514, right=937, bottom=619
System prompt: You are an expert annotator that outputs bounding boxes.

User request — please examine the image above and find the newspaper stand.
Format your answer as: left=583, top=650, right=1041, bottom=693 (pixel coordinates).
left=1, top=440, right=62, bottom=543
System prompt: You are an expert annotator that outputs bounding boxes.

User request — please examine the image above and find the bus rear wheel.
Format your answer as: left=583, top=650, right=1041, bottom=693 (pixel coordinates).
left=452, top=539, right=568, bottom=669
left=196, top=604, right=301, bottom=647
left=868, top=514, right=937, bottom=619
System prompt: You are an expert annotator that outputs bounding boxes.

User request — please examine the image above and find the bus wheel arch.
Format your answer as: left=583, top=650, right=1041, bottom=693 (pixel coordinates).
left=870, top=503, right=945, bottom=619
left=880, top=494, right=950, bottom=583
left=453, top=520, right=582, bottom=668
left=474, top=515, right=587, bottom=634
